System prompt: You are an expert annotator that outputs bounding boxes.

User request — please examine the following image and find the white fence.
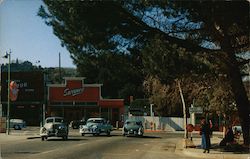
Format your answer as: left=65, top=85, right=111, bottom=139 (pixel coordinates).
left=127, top=116, right=191, bottom=131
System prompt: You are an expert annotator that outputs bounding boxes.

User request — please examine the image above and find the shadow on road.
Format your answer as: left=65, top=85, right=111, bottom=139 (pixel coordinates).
left=126, top=135, right=162, bottom=139
left=46, top=138, right=88, bottom=141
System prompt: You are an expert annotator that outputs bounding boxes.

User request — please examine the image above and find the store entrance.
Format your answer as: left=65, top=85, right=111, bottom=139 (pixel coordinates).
left=64, top=107, right=83, bottom=122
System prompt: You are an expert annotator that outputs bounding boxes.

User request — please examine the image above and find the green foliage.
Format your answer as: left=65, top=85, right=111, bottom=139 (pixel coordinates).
left=74, top=51, right=144, bottom=100
left=38, top=0, right=247, bottom=116
left=45, top=67, right=77, bottom=84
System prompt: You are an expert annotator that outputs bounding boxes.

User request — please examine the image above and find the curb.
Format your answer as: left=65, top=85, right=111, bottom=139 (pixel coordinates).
left=182, top=148, right=250, bottom=159
left=177, top=138, right=250, bottom=159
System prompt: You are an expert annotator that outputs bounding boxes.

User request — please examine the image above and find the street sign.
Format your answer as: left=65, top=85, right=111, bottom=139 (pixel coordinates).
left=189, top=107, right=203, bottom=114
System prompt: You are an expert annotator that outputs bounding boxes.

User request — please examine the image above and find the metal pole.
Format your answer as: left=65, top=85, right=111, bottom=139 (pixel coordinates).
left=150, top=104, right=153, bottom=117
left=6, top=51, right=11, bottom=135
left=0, top=60, right=2, bottom=117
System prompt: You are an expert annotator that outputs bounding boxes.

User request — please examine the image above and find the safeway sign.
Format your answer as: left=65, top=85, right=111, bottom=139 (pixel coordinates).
left=189, top=107, right=203, bottom=114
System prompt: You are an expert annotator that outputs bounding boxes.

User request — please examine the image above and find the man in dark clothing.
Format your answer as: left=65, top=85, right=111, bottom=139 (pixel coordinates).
left=200, top=119, right=211, bottom=153
left=219, top=126, right=234, bottom=146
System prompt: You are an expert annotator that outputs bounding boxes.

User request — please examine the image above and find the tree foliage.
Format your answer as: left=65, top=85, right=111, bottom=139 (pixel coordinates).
left=38, top=0, right=249, bottom=144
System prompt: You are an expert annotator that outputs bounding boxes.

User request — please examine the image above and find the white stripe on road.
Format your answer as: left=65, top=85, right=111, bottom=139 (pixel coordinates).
left=39, top=149, right=57, bottom=154
left=102, top=152, right=128, bottom=156
left=77, top=143, right=87, bottom=146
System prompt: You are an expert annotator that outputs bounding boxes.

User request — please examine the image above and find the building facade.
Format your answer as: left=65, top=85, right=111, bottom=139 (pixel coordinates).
left=47, top=77, right=124, bottom=126
left=1, top=71, right=44, bottom=126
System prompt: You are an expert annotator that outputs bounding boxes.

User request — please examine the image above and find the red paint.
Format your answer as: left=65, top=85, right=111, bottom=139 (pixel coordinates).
left=49, top=78, right=124, bottom=108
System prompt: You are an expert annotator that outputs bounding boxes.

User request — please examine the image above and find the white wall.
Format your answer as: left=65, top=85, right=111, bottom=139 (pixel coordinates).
left=127, top=116, right=191, bottom=131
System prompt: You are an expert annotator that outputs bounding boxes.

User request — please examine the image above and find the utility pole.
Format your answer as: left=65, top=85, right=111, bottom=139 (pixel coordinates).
left=5, top=50, right=11, bottom=135
left=177, top=80, right=187, bottom=139
left=59, top=52, right=62, bottom=83
left=0, top=56, right=2, bottom=117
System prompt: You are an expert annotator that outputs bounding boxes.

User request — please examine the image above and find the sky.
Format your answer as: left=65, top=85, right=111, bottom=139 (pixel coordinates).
left=0, top=0, right=75, bottom=68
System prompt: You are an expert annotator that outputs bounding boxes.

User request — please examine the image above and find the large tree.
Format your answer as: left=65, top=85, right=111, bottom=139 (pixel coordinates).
left=38, top=0, right=249, bottom=144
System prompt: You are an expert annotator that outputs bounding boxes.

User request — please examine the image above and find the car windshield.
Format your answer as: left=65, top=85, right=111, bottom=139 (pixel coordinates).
left=46, top=118, right=64, bottom=123
left=87, top=119, right=104, bottom=124
left=55, top=118, right=64, bottom=123
left=46, top=119, right=53, bottom=123
left=126, top=121, right=142, bottom=125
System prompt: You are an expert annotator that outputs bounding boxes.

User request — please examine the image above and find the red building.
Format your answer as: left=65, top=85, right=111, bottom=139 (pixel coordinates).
left=47, top=77, right=124, bottom=126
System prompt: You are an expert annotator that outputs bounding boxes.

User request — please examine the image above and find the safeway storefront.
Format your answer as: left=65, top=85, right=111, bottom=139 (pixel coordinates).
left=48, top=77, right=124, bottom=126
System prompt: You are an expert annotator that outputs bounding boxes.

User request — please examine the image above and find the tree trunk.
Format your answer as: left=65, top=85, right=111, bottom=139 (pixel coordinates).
left=222, top=37, right=250, bottom=145
left=227, top=58, right=250, bottom=145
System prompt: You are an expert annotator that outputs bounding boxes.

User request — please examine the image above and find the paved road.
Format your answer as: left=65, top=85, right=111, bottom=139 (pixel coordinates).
left=1, top=130, right=201, bottom=159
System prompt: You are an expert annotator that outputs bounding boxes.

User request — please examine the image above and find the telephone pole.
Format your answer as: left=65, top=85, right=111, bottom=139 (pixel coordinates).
left=177, top=80, right=187, bottom=139
left=59, top=52, right=62, bottom=83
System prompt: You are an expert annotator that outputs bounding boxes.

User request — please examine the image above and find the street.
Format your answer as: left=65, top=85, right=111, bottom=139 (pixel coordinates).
left=1, top=130, right=200, bottom=159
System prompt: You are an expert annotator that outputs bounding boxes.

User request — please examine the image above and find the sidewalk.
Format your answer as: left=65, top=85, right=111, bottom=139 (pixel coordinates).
left=0, top=127, right=40, bottom=143
left=176, top=132, right=250, bottom=159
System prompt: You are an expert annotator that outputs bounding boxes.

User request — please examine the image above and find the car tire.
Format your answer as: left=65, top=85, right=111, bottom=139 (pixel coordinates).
left=41, top=136, right=45, bottom=141
left=106, top=130, right=111, bottom=136
left=81, top=133, right=85, bottom=136
left=14, top=125, right=20, bottom=130
left=63, top=136, right=68, bottom=140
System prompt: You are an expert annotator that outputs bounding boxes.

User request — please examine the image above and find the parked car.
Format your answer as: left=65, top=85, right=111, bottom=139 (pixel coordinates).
left=9, top=119, right=26, bottom=130
left=69, top=120, right=86, bottom=129
left=122, top=119, right=144, bottom=137
left=79, top=118, right=112, bottom=136
left=40, top=117, right=68, bottom=141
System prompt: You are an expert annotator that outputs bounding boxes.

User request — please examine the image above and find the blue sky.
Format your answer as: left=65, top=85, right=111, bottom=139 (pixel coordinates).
left=0, top=0, right=75, bottom=68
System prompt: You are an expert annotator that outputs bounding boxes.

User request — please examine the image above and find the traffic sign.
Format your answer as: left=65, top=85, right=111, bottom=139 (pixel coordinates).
left=189, top=107, right=203, bottom=114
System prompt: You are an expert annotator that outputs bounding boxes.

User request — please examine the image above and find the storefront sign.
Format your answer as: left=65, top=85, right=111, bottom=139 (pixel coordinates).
left=63, top=88, right=84, bottom=96
left=1, top=72, right=44, bottom=102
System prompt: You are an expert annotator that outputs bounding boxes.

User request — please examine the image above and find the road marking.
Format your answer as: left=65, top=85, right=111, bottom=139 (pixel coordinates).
left=39, top=149, right=57, bottom=154
left=102, top=153, right=128, bottom=156
left=77, top=143, right=87, bottom=146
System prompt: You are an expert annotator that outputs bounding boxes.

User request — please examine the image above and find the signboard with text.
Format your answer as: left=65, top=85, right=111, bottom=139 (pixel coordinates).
left=1, top=71, right=44, bottom=102
left=189, top=107, right=203, bottom=114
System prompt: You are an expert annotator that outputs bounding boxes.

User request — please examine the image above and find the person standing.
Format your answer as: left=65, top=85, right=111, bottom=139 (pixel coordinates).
left=200, top=119, right=211, bottom=153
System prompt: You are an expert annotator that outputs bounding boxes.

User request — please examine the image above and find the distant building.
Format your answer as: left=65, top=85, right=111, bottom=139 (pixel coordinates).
left=1, top=71, right=44, bottom=125
left=47, top=77, right=124, bottom=126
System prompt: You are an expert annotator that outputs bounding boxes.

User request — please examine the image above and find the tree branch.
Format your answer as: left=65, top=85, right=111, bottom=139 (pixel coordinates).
left=117, top=3, right=220, bottom=53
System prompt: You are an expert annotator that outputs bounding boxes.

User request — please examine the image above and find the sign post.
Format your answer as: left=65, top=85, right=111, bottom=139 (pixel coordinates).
left=189, top=107, right=203, bottom=114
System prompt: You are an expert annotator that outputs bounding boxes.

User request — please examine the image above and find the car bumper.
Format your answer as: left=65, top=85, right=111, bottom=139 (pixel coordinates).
left=124, top=129, right=143, bottom=136
left=80, top=128, right=99, bottom=134
left=40, top=130, right=68, bottom=137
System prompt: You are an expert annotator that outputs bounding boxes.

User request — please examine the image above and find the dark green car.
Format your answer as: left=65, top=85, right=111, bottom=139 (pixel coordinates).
left=122, top=119, right=144, bottom=136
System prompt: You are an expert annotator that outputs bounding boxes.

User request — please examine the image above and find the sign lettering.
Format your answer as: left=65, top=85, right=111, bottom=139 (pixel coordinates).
left=63, top=88, right=84, bottom=96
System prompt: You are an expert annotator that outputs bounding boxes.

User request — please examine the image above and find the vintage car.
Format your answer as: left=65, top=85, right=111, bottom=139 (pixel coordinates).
left=10, top=119, right=26, bottom=130
left=79, top=118, right=112, bottom=136
left=122, top=119, right=144, bottom=137
left=69, top=120, right=86, bottom=129
left=40, top=117, right=68, bottom=141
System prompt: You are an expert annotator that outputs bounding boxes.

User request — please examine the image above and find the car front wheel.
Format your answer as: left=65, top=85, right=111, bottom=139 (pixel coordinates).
left=14, top=125, right=20, bottom=130
left=62, top=136, right=68, bottom=140
left=106, top=130, right=111, bottom=136
left=41, top=136, right=47, bottom=141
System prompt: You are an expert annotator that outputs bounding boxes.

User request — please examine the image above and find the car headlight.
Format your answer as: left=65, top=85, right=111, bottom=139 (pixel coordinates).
left=41, top=127, right=47, bottom=133
left=59, top=125, right=66, bottom=129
